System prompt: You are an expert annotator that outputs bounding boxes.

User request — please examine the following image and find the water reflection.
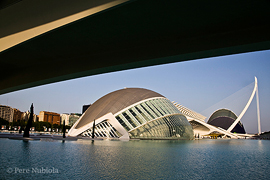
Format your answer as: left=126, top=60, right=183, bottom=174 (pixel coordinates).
left=0, top=139, right=270, bottom=180
left=21, top=140, right=31, bottom=164
left=258, top=139, right=263, bottom=150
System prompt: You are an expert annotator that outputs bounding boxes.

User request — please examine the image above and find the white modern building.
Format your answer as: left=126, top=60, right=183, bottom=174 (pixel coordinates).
left=68, top=88, right=194, bottom=140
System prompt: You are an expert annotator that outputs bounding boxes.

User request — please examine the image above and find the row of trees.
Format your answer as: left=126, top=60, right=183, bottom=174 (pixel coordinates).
left=0, top=118, right=9, bottom=126
left=0, top=118, right=71, bottom=132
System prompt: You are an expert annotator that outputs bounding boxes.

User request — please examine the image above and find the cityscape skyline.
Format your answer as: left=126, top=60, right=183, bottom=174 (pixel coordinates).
left=0, top=50, right=269, bottom=134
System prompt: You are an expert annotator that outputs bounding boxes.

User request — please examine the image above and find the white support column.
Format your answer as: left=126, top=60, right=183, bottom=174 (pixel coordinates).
left=256, top=80, right=261, bottom=134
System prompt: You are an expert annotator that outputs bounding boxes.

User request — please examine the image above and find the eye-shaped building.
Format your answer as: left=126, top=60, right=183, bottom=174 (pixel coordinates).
left=68, top=88, right=194, bottom=140
left=207, top=109, right=246, bottom=134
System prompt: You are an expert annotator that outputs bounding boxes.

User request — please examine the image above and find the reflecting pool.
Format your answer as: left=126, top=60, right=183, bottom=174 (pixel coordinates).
left=0, top=139, right=269, bottom=179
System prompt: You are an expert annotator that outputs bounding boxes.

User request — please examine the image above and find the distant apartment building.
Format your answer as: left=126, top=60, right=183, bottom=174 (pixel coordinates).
left=82, top=104, right=91, bottom=114
left=13, top=108, right=24, bottom=122
left=0, top=105, right=14, bottom=122
left=0, top=105, right=38, bottom=122
left=69, top=113, right=81, bottom=126
left=38, top=111, right=60, bottom=125
left=23, top=110, right=38, bottom=122
left=60, top=113, right=81, bottom=126
left=60, top=113, right=70, bottom=125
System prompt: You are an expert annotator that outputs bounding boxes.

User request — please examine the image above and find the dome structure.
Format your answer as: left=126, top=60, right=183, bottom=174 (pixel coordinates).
left=207, top=109, right=246, bottom=134
left=68, top=88, right=194, bottom=140
left=75, top=88, right=164, bottom=129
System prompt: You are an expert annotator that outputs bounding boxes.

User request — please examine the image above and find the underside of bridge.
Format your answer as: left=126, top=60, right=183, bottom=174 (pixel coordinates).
left=0, top=0, right=270, bottom=95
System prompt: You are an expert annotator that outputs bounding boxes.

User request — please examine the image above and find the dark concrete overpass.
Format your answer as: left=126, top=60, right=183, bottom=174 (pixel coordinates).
left=0, top=0, right=270, bottom=95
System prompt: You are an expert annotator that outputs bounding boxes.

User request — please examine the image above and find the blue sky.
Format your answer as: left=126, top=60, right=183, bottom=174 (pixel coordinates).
left=0, top=50, right=269, bottom=133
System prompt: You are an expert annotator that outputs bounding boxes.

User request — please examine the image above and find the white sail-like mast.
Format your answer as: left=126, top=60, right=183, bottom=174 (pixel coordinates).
left=227, top=77, right=261, bottom=134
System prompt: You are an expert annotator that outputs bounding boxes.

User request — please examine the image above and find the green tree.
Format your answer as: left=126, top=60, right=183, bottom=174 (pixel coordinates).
left=53, top=124, right=60, bottom=129
left=32, top=121, right=52, bottom=131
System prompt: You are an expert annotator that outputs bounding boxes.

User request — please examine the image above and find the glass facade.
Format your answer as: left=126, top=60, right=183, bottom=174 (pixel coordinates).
left=79, top=98, right=193, bottom=139
left=115, top=98, right=193, bottom=140
left=129, top=115, right=193, bottom=139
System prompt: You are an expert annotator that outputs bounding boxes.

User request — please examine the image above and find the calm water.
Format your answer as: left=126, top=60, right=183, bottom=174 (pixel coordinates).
left=0, top=138, right=269, bottom=180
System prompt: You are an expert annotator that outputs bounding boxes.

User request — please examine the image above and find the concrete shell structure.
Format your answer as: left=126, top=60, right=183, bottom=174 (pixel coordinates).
left=207, top=109, right=246, bottom=134
left=68, top=88, right=194, bottom=140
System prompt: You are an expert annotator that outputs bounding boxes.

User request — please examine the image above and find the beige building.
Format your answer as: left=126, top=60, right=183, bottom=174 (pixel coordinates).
left=23, top=110, right=38, bottom=122
left=60, top=113, right=81, bottom=126
left=38, top=111, right=61, bottom=125
left=60, top=113, right=70, bottom=125
left=0, top=105, right=38, bottom=123
left=0, top=105, right=14, bottom=122
left=13, top=108, right=24, bottom=122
